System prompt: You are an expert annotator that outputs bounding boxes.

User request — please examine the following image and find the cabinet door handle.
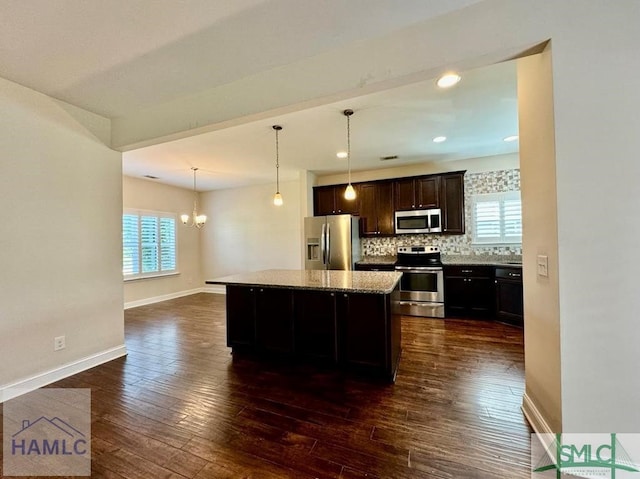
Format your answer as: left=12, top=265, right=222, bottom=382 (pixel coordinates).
left=461, top=269, right=473, bottom=273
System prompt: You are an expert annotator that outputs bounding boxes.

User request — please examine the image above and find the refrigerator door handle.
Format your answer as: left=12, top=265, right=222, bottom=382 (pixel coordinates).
left=326, top=222, right=331, bottom=268
left=320, top=223, right=326, bottom=266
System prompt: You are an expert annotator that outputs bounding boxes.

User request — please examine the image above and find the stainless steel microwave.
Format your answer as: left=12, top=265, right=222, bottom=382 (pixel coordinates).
left=395, top=209, right=442, bottom=234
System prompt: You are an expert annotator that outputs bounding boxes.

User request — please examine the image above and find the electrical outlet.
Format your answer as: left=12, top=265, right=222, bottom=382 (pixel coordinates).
left=54, top=335, right=65, bottom=351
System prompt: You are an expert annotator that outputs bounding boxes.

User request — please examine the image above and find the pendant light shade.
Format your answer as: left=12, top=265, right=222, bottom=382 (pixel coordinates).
left=343, top=109, right=356, bottom=201
left=181, top=167, right=206, bottom=228
left=344, top=184, right=356, bottom=200
left=272, top=125, right=283, bottom=206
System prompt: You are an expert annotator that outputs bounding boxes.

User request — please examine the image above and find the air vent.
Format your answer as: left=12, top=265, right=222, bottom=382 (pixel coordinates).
left=380, top=155, right=398, bottom=161
left=143, top=175, right=159, bottom=179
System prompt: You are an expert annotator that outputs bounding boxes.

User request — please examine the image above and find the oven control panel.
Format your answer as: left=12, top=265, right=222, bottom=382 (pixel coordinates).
left=397, top=245, right=440, bottom=254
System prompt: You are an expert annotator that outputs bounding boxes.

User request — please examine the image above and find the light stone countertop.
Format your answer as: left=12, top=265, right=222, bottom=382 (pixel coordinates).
left=442, top=254, right=522, bottom=266
left=358, top=254, right=522, bottom=267
left=206, top=269, right=403, bottom=294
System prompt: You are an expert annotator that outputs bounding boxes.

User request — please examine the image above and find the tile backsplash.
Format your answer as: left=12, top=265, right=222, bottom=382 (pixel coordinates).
left=362, top=168, right=522, bottom=256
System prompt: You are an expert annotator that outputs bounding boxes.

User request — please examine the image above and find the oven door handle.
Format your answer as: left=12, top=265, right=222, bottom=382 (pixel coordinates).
left=394, top=266, right=443, bottom=271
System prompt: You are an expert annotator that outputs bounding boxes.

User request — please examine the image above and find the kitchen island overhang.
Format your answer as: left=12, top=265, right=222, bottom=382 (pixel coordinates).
left=206, top=269, right=402, bottom=382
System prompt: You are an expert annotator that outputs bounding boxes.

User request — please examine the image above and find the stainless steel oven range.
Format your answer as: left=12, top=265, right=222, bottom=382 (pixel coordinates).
left=394, top=245, right=444, bottom=318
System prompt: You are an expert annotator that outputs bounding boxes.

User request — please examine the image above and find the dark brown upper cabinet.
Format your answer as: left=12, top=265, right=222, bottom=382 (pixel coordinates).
left=313, top=170, right=466, bottom=236
left=440, top=172, right=465, bottom=234
left=394, top=176, right=440, bottom=211
left=313, top=184, right=359, bottom=216
left=358, top=181, right=394, bottom=237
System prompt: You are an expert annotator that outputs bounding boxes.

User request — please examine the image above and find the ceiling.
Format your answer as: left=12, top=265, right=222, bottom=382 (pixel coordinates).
left=122, top=60, right=518, bottom=191
left=0, top=0, right=518, bottom=192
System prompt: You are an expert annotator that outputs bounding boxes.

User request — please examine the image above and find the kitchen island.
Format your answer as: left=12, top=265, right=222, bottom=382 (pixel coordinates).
left=206, top=269, right=402, bottom=382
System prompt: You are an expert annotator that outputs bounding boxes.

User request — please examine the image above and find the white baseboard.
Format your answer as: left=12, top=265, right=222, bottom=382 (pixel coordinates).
left=0, top=345, right=127, bottom=403
left=522, top=391, right=554, bottom=434
left=124, top=287, right=205, bottom=309
left=202, top=285, right=226, bottom=294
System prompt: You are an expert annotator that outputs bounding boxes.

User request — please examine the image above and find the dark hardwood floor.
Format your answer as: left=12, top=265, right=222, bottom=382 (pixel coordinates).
left=2, top=293, right=531, bottom=478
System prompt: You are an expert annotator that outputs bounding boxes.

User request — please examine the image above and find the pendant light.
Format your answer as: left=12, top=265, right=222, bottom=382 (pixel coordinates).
left=343, top=109, right=356, bottom=200
left=181, top=167, right=207, bottom=228
left=272, top=125, right=283, bottom=206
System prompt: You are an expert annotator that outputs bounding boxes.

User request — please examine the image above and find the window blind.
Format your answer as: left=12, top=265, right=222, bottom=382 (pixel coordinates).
left=472, top=192, right=522, bottom=244
left=123, top=210, right=177, bottom=279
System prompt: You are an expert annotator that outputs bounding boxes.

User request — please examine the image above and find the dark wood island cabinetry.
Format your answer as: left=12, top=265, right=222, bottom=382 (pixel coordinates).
left=207, top=269, right=402, bottom=382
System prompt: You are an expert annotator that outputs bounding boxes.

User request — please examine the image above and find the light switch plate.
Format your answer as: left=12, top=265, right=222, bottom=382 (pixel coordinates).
left=537, top=255, right=548, bottom=277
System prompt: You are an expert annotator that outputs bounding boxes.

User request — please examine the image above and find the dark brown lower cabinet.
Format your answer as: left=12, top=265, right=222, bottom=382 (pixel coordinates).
left=226, top=286, right=256, bottom=348
left=444, top=266, right=494, bottom=318
left=255, top=287, right=294, bottom=354
left=338, top=292, right=387, bottom=371
left=225, top=285, right=400, bottom=381
left=294, top=290, right=338, bottom=364
left=495, top=267, right=524, bottom=327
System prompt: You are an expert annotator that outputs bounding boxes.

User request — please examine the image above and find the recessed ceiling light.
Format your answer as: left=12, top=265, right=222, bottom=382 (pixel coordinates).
left=436, top=73, right=461, bottom=88
left=503, top=135, right=519, bottom=142
left=433, top=136, right=447, bottom=143
left=336, top=151, right=348, bottom=159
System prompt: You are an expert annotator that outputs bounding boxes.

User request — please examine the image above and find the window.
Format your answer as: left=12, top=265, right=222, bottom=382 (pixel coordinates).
left=472, top=191, right=522, bottom=244
left=123, top=210, right=177, bottom=279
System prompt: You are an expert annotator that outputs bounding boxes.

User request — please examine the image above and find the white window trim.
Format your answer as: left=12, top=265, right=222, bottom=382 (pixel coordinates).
left=471, top=191, right=522, bottom=245
left=123, top=208, right=179, bottom=281
left=123, top=271, right=180, bottom=282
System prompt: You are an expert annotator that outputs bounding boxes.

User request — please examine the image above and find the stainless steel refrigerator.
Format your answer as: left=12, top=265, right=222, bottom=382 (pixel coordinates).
left=304, top=215, right=361, bottom=270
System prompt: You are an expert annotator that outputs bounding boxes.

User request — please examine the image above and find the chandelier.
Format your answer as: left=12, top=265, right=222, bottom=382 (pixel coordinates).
left=181, top=167, right=207, bottom=228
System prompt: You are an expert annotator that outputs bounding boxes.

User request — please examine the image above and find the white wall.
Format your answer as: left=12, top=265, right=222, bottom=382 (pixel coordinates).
left=201, top=179, right=302, bottom=280
left=122, top=176, right=202, bottom=306
left=518, top=49, right=562, bottom=433
left=0, top=77, right=124, bottom=397
left=546, top=4, right=640, bottom=433
left=315, top=154, right=520, bottom=186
